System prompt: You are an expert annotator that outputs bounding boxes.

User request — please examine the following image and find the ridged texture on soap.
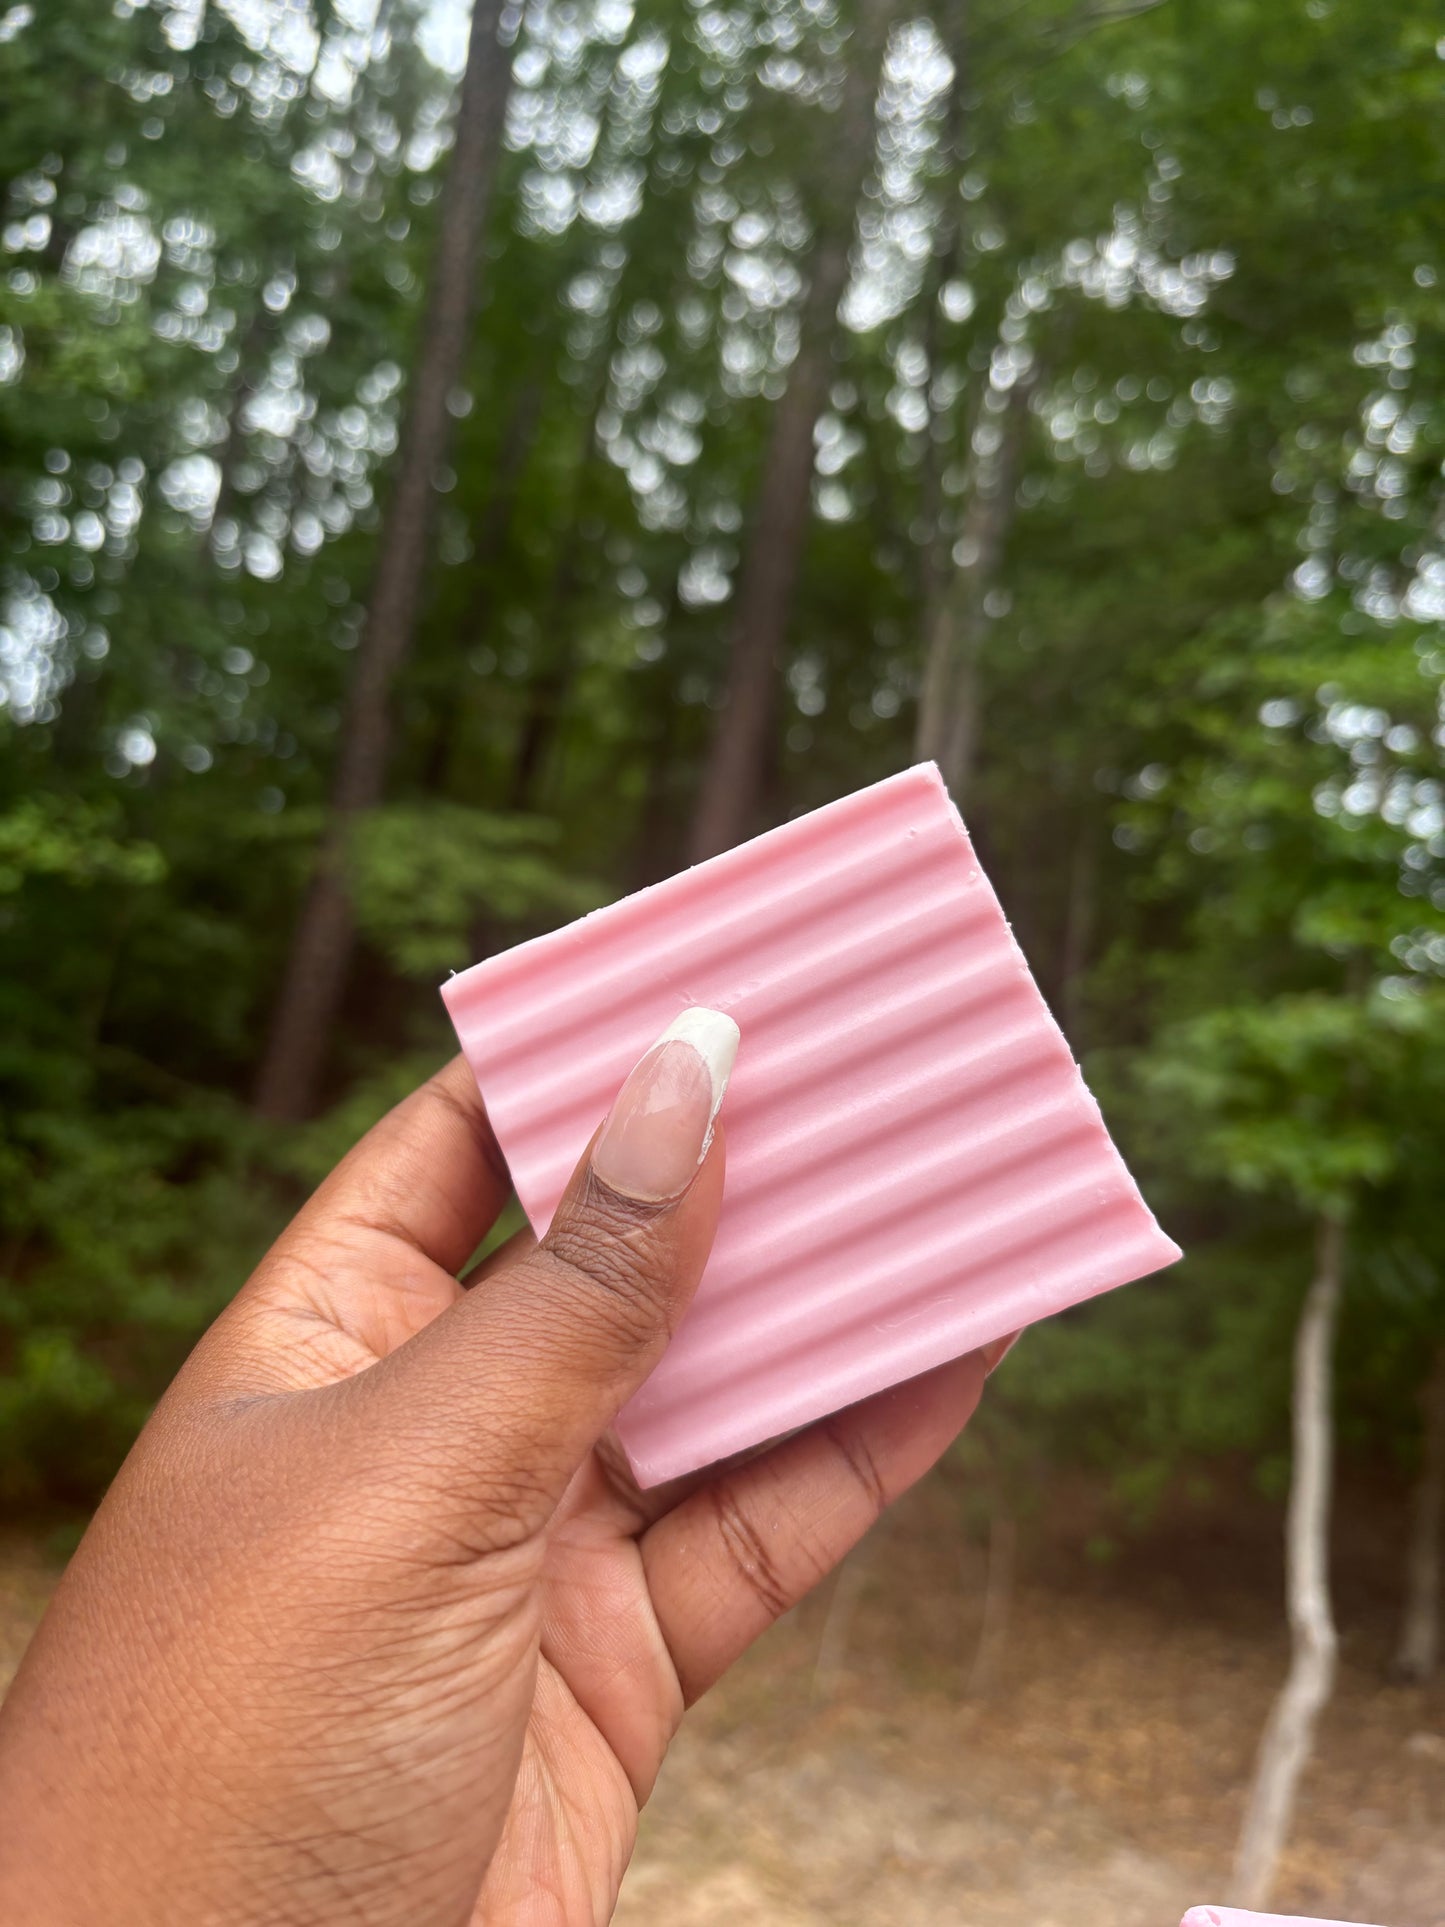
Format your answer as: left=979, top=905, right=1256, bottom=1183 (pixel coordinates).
left=442, top=763, right=1181, bottom=1486
left=1182, top=1912, right=1382, bottom=1927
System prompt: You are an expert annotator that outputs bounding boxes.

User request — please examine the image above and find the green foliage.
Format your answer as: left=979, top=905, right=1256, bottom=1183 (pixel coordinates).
left=0, top=796, right=164, bottom=893
left=349, top=804, right=605, bottom=978
left=1142, top=992, right=1436, bottom=1212
left=2, top=0, right=1444, bottom=1514
left=0, top=1090, right=279, bottom=1503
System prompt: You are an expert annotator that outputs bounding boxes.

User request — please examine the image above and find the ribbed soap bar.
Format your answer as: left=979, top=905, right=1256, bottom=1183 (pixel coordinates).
left=1182, top=1912, right=1384, bottom=1927
left=442, top=763, right=1181, bottom=1486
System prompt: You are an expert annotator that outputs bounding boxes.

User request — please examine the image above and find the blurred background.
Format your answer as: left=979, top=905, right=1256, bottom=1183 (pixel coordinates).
left=2, top=0, right=1445, bottom=1919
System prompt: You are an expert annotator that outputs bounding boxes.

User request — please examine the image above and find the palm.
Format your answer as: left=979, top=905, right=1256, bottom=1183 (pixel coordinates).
left=468, top=1455, right=683, bottom=1923
left=242, top=1060, right=985, bottom=1925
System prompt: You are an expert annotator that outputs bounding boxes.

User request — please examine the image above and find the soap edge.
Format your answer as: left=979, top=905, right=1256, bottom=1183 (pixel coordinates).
left=439, top=762, right=949, bottom=1016
left=617, top=1222, right=1184, bottom=1488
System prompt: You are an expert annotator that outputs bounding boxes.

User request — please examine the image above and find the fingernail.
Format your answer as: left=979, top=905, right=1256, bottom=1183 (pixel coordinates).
left=592, top=1008, right=740, bottom=1203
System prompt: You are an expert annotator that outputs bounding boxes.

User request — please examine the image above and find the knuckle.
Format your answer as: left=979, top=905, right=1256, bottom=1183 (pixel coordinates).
left=387, top=1450, right=553, bottom=1562
left=287, top=1375, right=556, bottom=1568
left=539, top=1179, right=680, bottom=1357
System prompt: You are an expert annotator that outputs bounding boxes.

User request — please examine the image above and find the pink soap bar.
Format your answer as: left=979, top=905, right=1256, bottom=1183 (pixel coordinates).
left=1183, top=1913, right=1384, bottom=1927
left=442, top=763, right=1181, bottom=1486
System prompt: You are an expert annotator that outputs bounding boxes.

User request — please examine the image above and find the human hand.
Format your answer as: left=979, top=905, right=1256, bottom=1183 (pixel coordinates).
left=0, top=1011, right=986, bottom=1926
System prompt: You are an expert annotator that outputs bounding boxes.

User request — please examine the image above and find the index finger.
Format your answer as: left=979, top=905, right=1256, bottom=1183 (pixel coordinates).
left=296, top=1054, right=514, bottom=1275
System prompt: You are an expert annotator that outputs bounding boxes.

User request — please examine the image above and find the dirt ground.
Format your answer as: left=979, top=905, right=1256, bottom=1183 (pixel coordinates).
left=4, top=1468, right=1444, bottom=1927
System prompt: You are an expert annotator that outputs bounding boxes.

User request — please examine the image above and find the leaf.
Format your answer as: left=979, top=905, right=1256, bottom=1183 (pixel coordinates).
left=347, top=803, right=607, bottom=979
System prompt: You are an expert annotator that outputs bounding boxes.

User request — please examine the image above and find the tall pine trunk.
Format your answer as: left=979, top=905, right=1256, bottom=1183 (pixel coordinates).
left=253, top=0, right=513, bottom=1120
left=422, top=378, right=543, bottom=794
left=687, top=0, right=894, bottom=862
left=209, top=302, right=276, bottom=550
left=1392, top=1340, right=1445, bottom=1683
left=914, top=372, right=1031, bottom=799
left=1059, top=814, right=1099, bottom=1044
left=506, top=382, right=613, bottom=811
left=1233, top=1215, right=1345, bottom=1908
left=965, top=1442, right=1018, bottom=1699
left=508, top=543, right=584, bottom=811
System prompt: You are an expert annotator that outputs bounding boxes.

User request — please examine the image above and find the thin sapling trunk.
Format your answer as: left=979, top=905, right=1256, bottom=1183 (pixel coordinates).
left=1233, top=1215, right=1345, bottom=1908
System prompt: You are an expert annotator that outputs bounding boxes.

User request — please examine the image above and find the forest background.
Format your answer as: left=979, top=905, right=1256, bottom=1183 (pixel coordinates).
left=3, top=0, right=1445, bottom=1914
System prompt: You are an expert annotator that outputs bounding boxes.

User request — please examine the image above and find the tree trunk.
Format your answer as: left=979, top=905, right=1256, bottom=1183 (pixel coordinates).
left=684, top=234, right=848, bottom=860
left=687, top=0, right=896, bottom=862
left=1233, top=1215, right=1345, bottom=1909
left=423, top=378, right=543, bottom=794
left=629, top=701, right=681, bottom=887
left=471, top=380, right=543, bottom=590
left=914, top=372, right=1030, bottom=799
left=1059, top=813, right=1099, bottom=1045
left=209, top=302, right=276, bottom=550
left=41, top=212, right=76, bottom=276
left=253, top=0, right=513, bottom=1120
left=508, top=546, right=583, bottom=811
left=965, top=1486, right=1018, bottom=1699
left=811, top=1510, right=894, bottom=1702
left=506, top=384, right=610, bottom=810
left=914, top=0, right=970, bottom=621
left=1392, top=1341, right=1445, bottom=1683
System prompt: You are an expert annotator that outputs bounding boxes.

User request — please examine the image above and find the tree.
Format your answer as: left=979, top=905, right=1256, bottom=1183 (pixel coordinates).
left=1129, top=633, right=1445, bottom=1902
left=914, top=369, right=1031, bottom=795
left=1234, top=1212, right=1343, bottom=1907
left=254, top=0, right=516, bottom=1119
left=1392, top=1345, right=1445, bottom=1682
left=687, top=0, right=897, bottom=859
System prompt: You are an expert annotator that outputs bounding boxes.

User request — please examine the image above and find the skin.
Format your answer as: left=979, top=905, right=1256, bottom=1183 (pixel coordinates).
left=0, top=1055, right=985, bottom=1926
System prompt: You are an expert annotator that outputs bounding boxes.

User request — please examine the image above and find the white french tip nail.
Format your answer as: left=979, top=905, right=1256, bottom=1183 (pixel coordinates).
left=657, top=1007, right=740, bottom=1120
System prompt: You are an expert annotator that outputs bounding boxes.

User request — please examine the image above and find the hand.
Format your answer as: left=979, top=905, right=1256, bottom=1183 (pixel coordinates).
left=0, top=1012, right=986, bottom=1926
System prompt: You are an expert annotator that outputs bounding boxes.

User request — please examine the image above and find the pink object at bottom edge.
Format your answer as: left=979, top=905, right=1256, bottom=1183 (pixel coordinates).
left=1182, top=1907, right=1386, bottom=1926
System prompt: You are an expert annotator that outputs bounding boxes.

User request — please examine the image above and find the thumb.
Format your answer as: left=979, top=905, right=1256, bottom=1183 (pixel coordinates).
left=350, top=1008, right=738, bottom=1539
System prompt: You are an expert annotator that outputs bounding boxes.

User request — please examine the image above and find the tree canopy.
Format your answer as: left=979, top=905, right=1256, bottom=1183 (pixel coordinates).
left=2, top=0, right=1443, bottom=1530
